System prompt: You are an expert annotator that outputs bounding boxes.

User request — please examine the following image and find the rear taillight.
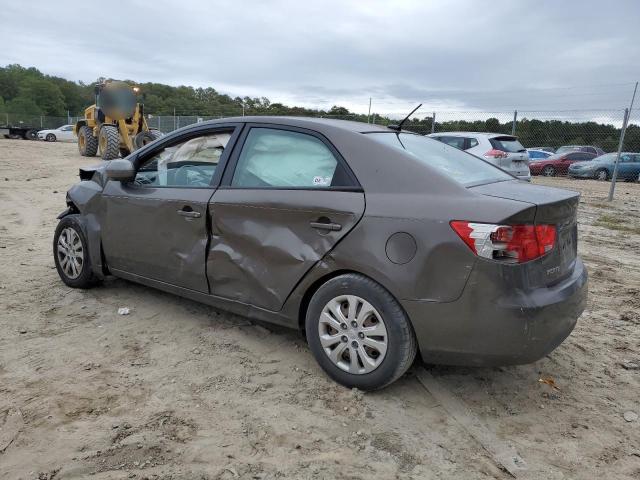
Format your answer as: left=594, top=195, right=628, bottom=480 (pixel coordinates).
left=450, top=221, right=556, bottom=263
left=484, top=149, right=508, bottom=159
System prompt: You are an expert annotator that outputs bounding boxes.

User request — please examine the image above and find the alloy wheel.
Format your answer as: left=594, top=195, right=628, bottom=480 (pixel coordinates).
left=56, top=227, right=84, bottom=279
left=318, top=295, right=388, bottom=374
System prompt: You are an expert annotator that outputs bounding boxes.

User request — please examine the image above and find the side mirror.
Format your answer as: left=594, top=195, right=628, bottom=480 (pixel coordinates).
left=105, top=159, right=135, bottom=182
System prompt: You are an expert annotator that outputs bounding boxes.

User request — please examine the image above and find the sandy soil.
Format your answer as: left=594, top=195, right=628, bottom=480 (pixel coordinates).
left=0, top=139, right=639, bottom=480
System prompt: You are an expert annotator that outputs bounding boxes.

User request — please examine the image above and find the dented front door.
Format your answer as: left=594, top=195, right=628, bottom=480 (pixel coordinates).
left=207, top=189, right=365, bottom=311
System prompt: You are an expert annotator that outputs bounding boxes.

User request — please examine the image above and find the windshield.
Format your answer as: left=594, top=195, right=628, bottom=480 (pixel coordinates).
left=367, top=132, right=513, bottom=186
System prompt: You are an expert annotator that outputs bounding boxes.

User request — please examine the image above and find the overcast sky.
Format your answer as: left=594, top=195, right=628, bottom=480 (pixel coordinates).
left=1, top=0, right=639, bottom=116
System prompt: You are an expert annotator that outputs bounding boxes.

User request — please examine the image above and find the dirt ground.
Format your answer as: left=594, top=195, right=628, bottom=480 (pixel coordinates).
left=0, top=139, right=639, bottom=480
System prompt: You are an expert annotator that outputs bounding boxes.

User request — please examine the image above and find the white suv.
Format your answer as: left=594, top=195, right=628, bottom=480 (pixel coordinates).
left=428, top=132, right=530, bottom=181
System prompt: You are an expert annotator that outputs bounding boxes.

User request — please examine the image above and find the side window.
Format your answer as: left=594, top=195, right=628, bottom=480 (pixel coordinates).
left=134, top=132, right=231, bottom=187
left=438, top=136, right=465, bottom=150
left=566, top=153, right=582, bottom=161
left=231, top=128, right=343, bottom=188
left=578, top=153, right=594, bottom=161
left=466, top=138, right=479, bottom=149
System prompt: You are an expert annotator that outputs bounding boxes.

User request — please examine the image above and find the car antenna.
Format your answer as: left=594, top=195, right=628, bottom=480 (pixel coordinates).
left=388, top=104, right=422, bottom=131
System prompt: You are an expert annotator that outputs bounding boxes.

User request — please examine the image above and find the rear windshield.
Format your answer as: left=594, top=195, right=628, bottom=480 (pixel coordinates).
left=367, top=132, right=513, bottom=186
left=489, top=136, right=526, bottom=153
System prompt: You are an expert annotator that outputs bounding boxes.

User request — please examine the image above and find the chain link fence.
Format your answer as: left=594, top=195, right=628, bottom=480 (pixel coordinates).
left=2, top=107, right=639, bottom=190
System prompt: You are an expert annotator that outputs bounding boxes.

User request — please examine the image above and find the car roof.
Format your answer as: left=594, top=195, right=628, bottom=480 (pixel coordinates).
left=429, top=131, right=516, bottom=139
left=199, top=116, right=396, bottom=133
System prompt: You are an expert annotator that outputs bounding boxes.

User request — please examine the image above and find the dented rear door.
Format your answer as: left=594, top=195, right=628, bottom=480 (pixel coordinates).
left=206, top=124, right=365, bottom=312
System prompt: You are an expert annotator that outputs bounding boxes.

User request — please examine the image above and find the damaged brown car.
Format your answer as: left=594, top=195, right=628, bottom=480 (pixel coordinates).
left=54, top=117, right=587, bottom=390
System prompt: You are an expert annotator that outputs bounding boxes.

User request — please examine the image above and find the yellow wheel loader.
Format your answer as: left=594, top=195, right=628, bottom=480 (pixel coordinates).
left=74, top=80, right=162, bottom=160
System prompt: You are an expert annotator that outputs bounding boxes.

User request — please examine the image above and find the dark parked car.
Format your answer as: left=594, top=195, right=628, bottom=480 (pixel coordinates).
left=568, top=152, right=640, bottom=181
left=529, top=151, right=597, bottom=176
left=53, top=117, right=587, bottom=390
left=556, top=145, right=605, bottom=156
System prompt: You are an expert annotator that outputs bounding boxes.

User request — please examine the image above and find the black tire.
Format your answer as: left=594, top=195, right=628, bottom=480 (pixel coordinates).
left=25, top=129, right=38, bottom=140
left=78, top=126, right=98, bottom=157
left=305, top=273, right=417, bottom=390
left=53, top=215, right=98, bottom=289
left=46, top=133, right=56, bottom=142
left=133, top=129, right=163, bottom=150
left=543, top=165, right=556, bottom=177
left=595, top=169, right=609, bottom=181
left=99, top=125, right=120, bottom=160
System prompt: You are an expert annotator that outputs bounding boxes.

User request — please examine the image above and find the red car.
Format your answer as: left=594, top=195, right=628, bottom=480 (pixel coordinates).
left=529, top=151, right=597, bottom=176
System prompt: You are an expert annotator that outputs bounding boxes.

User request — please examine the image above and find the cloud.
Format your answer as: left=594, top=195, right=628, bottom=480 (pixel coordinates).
left=0, top=0, right=638, bottom=115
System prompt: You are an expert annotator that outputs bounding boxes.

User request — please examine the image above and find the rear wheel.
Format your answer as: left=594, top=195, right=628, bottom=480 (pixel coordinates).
left=78, top=126, right=98, bottom=156
left=46, top=133, right=56, bottom=142
left=306, top=273, right=417, bottom=390
left=99, top=125, right=120, bottom=160
left=543, top=165, right=556, bottom=177
left=595, top=169, right=609, bottom=181
left=53, top=215, right=98, bottom=289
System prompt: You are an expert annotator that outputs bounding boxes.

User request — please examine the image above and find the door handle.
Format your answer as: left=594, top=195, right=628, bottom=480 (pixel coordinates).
left=310, top=221, right=342, bottom=231
left=177, top=209, right=201, bottom=218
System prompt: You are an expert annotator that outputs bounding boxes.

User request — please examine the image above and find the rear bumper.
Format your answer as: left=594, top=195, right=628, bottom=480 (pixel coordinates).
left=402, top=258, right=588, bottom=366
left=516, top=173, right=531, bottom=181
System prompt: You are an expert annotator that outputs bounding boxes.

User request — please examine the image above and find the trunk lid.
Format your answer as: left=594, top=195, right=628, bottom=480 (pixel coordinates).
left=490, top=136, right=530, bottom=176
left=470, top=181, right=579, bottom=287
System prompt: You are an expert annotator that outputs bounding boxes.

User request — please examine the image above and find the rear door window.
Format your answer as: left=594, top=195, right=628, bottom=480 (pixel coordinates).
left=437, top=136, right=466, bottom=150
left=231, top=127, right=353, bottom=188
left=489, top=136, right=526, bottom=153
left=466, top=138, right=479, bottom=149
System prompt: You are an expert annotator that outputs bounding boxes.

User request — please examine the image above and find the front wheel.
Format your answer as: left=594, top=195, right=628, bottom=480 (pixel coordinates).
left=306, top=273, right=417, bottom=390
left=99, top=125, right=121, bottom=160
left=543, top=165, right=556, bottom=177
left=46, top=133, right=56, bottom=142
left=53, top=216, right=98, bottom=289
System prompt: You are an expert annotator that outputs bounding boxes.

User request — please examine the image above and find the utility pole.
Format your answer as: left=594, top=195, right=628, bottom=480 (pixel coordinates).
left=431, top=112, right=436, bottom=133
left=609, top=81, right=638, bottom=201
left=511, top=110, right=518, bottom=136
left=242, top=102, right=245, bottom=116
left=367, top=97, right=372, bottom=123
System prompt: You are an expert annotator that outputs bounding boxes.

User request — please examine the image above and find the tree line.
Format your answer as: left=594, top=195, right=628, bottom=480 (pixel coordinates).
left=1, top=64, right=637, bottom=151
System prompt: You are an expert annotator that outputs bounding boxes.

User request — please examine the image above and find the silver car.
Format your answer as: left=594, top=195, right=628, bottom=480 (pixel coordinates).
left=428, top=132, right=530, bottom=181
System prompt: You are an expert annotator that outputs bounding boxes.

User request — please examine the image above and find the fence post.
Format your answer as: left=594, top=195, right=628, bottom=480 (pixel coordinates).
left=511, top=110, right=518, bottom=136
left=431, top=112, right=436, bottom=133
left=608, top=108, right=630, bottom=201
left=40, top=116, right=43, bottom=128
left=173, top=108, right=176, bottom=131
